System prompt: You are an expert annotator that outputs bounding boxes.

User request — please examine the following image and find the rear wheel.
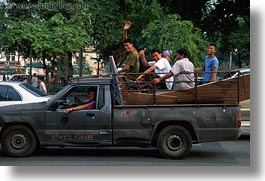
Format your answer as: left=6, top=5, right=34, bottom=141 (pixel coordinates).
left=1, top=125, right=37, bottom=157
left=157, top=125, right=192, bottom=159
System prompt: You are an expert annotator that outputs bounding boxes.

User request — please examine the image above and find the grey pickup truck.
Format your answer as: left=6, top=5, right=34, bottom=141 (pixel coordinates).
left=0, top=57, right=243, bottom=159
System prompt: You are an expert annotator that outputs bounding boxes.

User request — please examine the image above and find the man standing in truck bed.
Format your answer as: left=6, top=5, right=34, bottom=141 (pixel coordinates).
left=117, top=38, right=140, bottom=80
left=195, top=43, right=219, bottom=84
left=117, top=21, right=140, bottom=80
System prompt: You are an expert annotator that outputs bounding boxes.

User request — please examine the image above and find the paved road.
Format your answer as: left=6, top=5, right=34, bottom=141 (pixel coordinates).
left=0, top=135, right=249, bottom=166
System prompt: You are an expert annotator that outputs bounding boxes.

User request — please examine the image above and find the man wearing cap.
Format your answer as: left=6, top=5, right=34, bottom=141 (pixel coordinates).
left=162, top=50, right=173, bottom=63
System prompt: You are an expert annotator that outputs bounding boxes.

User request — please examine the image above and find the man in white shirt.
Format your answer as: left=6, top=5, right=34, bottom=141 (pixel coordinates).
left=136, top=48, right=173, bottom=90
left=152, top=48, right=194, bottom=90
left=31, top=73, right=38, bottom=88
left=37, top=76, right=47, bottom=93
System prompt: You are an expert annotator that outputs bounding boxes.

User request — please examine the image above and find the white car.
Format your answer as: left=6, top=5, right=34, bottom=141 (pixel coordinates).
left=230, top=68, right=250, bottom=78
left=222, top=68, right=250, bottom=80
left=0, top=81, right=50, bottom=107
left=8, top=74, right=30, bottom=81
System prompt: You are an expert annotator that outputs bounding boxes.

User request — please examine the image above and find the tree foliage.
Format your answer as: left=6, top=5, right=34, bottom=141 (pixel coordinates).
left=141, top=14, right=208, bottom=66
left=86, top=0, right=123, bottom=50
left=158, top=0, right=209, bottom=27
left=0, top=0, right=250, bottom=77
left=0, top=0, right=94, bottom=79
left=201, top=0, right=250, bottom=68
left=227, top=19, right=250, bottom=68
left=120, top=0, right=164, bottom=46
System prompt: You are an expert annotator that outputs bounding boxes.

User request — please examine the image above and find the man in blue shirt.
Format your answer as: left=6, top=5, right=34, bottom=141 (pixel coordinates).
left=195, top=44, right=219, bottom=84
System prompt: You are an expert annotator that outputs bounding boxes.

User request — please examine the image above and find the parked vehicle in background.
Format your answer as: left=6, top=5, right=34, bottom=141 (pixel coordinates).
left=230, top=68, right=250, bottom=78
left=0, top=82, right=50, bottom=107
left=8, top=74, right=29, bottom=82
left=223, top=68, right=250, bottom=79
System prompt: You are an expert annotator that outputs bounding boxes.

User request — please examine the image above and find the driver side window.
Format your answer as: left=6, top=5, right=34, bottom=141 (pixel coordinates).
left=55, top=85, right=98, bottom=110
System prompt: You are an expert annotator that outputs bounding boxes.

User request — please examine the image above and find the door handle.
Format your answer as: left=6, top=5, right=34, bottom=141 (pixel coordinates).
left=87, top=113, right=95, bottom=119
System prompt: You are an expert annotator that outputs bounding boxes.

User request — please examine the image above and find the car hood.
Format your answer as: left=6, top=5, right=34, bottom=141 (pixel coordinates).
left=39, top=96, right=51, bottom=101
left=0, top=102, right=47, bottom=113
left=0, top=96, right=51, bottom=107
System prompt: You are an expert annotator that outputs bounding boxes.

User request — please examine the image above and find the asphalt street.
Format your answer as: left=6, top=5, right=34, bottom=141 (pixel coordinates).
left=0, top=135, right=250, bottom=166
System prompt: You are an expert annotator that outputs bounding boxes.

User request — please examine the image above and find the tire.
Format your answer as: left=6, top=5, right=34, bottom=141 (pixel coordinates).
left=1, top=125, right=37, bottom=157
left=157, top=125, right=192, bottom=159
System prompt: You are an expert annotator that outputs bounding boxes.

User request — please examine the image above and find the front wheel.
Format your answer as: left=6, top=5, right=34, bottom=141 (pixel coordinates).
left=1, top=125, right=37, bottom=157
left=157, top=125, right=192, bottom=159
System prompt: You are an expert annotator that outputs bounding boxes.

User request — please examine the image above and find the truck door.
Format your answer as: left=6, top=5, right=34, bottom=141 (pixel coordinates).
left=45, top=85, right=112, bottom=145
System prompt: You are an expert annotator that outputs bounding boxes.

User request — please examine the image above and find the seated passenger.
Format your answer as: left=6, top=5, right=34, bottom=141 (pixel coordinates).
left=152, top=48, right=195, bottom=90
left=64, top=89, right=96, bottom=114
left=162, top=49, right=173, bottom=63
left=136, top=48, right=173, bottom=90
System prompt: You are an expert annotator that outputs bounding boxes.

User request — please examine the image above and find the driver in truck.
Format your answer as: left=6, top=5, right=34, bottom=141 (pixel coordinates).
left=64, top=89, right=96, bottom=114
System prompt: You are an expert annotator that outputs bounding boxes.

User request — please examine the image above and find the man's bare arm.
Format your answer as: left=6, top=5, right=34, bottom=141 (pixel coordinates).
left=210, top=67, right=218, bottom=81
left=123, top=21, right=131, bottom=40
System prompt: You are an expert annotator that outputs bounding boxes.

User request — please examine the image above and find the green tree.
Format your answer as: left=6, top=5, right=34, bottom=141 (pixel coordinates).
left=201, top=0, right=250, bottom=67
left=0, top=0, right=93, bottom=80
left=0, top=0, right=250, bottom=76
left=100, top=0, right=165, bottom=62
left=120, top=0, right=164, bottom=46
left=227, top=19, right=250, bottom=68
left=158, top=0, right=208, bottom=27
left=141, top=14, right=208, bottom=66
left=87, top=0, right=124, bottom=50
